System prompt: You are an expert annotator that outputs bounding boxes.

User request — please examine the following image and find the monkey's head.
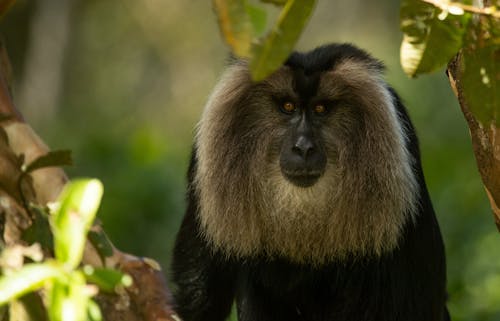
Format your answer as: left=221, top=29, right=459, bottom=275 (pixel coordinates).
left=195, top=44, right=419, bottom=264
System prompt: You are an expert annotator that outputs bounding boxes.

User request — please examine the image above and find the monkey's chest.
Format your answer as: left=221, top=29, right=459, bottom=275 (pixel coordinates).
left=234, top=258, right=411, bottom=321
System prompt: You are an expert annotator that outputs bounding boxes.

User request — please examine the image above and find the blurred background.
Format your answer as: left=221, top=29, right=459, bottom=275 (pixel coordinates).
left=1, top=0, right=499, bottom=320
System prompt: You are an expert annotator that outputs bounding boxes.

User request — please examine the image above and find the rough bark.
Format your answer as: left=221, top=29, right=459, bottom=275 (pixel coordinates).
left=0, top=41, right=178, bottom=320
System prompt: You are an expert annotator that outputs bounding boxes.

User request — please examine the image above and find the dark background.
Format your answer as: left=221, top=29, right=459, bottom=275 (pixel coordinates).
left=1, top=1, right=499, bottom=320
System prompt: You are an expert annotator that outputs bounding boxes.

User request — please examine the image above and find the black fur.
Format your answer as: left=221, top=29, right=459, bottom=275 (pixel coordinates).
left=285, top=43, right=385, bottom=74
left=171, top=45, right=449, bottom=321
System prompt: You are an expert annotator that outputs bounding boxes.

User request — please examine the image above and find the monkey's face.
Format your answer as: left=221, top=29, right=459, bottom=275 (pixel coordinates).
left=243, top=67, right=365, bottom=189
left=195, top=44, right=419, bottom=262
left=277, top=102, right=328, bottom=187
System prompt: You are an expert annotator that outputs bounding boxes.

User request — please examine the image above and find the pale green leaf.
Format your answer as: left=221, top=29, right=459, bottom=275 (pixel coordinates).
left=51, top=179, right=103, bottom=269
left=250, top=0, right=316, bottom=81
left=87, top=300, right=102, bottom=321
left=400, top=0, right=471, bottom=77
left=47, top=272, right=89, bottom=321
left=213, top=0, right=254, bottom=57
left=246, top=3, right=268, bottom=36
left=0, top=262, right=62, bottom=305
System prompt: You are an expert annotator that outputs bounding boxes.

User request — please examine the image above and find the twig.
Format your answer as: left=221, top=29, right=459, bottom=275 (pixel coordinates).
left=420, top=0, right=500, bottom=18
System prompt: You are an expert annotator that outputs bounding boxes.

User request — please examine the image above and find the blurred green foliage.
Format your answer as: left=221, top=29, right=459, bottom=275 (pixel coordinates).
left=1, top=0, right=499, bottom=320
left=212, top=0, right=317, bottom=80
left=0, top=179, right=130, bottom=321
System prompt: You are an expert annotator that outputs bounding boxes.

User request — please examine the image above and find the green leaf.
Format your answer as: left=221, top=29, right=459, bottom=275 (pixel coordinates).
left=250, top=0, right=316, bottom=81
left=47, top=272, right=89, bottom=321
left=400, top=0, right=471, bottom=77
left=460, top=16, right=500, bottom=125
left=22, top=205, right=53, bottom=251
left=24, top=150, right=73, bottom=173
left=51, top=179, right=103, bottom=269
left=82, top=266, right=132, bottom=293
left=0, top=262, right=63, bottom=305
left=87, top=299, right=102, bottom=321
left=260, top=0, right=287, bottom=5
left=246, top=3, right=268, bottom=37
left=87, top=230, right=114, bottom=260
left=213, top=0, right=254, bottom=57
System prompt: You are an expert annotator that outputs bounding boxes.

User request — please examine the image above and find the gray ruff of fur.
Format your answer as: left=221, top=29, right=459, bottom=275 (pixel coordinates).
left=194, top=59, right=419, bottom=265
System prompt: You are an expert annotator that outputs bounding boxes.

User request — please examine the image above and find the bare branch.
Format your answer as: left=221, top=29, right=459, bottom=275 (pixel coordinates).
left=420, top=0, right=500, bottom=18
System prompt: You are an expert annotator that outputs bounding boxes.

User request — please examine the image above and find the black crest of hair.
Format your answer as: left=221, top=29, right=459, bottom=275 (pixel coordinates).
left=289, top=43, right=386, bottom=100
left=285, top=43, right=385, bottom=74
left=171, top=43, right=450, bottom=321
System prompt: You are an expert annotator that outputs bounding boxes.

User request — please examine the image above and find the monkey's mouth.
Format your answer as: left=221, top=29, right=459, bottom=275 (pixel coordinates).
left=281, top=170, right=322, bottom=188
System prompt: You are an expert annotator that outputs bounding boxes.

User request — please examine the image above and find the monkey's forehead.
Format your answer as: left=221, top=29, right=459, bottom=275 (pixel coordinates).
left=284, top=43, right=385, bottom=75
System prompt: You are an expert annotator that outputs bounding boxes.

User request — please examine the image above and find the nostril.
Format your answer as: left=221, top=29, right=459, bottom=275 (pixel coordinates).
left=293, top=136, right=315, bottom=159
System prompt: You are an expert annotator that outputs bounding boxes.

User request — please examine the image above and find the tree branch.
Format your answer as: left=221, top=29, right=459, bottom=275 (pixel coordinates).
left=420, top=0, right=500, bottom=18
left=447, top=52, right=500, bottom=231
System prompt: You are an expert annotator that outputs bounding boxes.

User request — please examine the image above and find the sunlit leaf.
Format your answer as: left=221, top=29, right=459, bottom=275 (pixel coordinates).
left=250, top=0, right=316, bottom=81
left=400, top=0, right=471, bottom=77
left=246, top=3, right=268, bottom=37
left=213, top=0, right=254, bottom=57
left=51, top=179, right=103, bottom=269
left=0, top=262, right=62, bottom=305
left=24, top=150, right=73, bottom=173
left=87, top=299, right=102, bottom=321
left=48, top=272, right=89, bottom=321
left=82, top=266, right=132, bottom=293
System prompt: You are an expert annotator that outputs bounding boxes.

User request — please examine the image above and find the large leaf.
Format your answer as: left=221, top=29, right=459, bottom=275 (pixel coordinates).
left=400, top=0, right=471, bottom=77
left=51, top=179, right=103, bottom=269
left=250, top=0, right=316, bottom=81
left=213, top=0, right=254, bottom=57
left=0, top=262, right=62, bottom=305
left=246, top=3, right=268, bottom=37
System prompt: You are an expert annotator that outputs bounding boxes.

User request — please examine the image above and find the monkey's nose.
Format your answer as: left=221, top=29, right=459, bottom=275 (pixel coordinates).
left=292, top=136, right=315, bottom=159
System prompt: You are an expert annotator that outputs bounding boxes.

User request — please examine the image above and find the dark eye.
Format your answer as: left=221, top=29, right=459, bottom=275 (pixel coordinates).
left=280, top=102, right=297, bottom=114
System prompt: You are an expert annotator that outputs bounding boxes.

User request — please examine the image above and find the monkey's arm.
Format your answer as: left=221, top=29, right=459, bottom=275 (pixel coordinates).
left=171, top=199, right=237, bottom=321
